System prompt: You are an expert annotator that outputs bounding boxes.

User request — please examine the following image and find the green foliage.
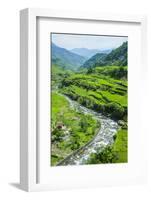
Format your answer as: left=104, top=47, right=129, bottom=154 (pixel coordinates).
left=51, top=92, right=100, bottom=166
left=86, top=146, right=118, bottom=164
left=61, top=67, right=127, bottom=121
left=51, top=41, right=128, bottom=166
left=52, top=43, right=86, bottom=70
left=95, top=66, right=127, bottom=80
left=112, top=128, right=128, bottom=163
left=86, top=128, right=128, bottom=164
left=82, top=53, right=107, bottom=69
left=105, top=102, right=125, bottom=119
left=81, top=42, right=128, bottom=69
left=105, top=42, right=127, bottom=66
left=51, top=64, right=72, bottom=90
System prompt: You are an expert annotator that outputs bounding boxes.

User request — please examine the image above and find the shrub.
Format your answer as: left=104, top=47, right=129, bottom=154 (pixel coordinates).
left=105, top=102, right=125, bottom=120
left=87, top=146, right=118, bottom=164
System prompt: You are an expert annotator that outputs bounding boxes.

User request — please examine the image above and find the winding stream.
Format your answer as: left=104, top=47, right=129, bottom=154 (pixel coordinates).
left=57, top=95, right=119, bottom=166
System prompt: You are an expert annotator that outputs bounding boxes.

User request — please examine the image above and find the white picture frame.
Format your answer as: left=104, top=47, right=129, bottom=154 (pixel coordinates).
left=20, top=8, right=147, bottom=192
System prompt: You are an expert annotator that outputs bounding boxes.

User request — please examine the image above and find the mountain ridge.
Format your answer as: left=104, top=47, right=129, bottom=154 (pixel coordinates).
left=71, top=47, right=111, bottom=59
left=51, top=43, right=86, bottom=70
left=81, top=42, right=128, bottom=69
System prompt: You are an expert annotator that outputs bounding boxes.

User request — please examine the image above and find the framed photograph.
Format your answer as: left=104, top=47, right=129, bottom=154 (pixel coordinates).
left=20, top=8, right=147, bottom=191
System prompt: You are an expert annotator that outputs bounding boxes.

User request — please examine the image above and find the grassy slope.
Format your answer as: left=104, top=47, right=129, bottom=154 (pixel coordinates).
left=51, top=64, right=128, bottom=164
left=51, top=92, right=100, bottom=166
left=61, top=66, right=127, bottom=121
left=51, top=64, right=71, bottom=90
left=112, top=128, right=128, bottom=163
left=59, top=65, right=128, bottom=163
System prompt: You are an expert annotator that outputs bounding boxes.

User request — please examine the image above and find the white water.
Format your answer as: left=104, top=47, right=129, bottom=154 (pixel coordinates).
left=57, top=95, right=118, bottom=166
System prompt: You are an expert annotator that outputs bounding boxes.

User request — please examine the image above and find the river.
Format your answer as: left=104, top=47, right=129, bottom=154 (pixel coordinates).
left=57, top=95, right=118, bottom=166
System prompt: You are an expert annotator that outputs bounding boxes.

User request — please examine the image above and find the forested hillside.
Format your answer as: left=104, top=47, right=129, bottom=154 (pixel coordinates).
left=51, top=43, right=86, bottom=70
left=81, top=42, right=127, bottom=69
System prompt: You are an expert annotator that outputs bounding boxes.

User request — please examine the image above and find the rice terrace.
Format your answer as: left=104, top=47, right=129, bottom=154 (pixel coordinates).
left=50, top=33, right=128, bottom=166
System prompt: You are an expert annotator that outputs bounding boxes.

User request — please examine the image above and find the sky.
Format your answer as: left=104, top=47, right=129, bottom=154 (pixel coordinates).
left=51, top=33, right=128, bottom=50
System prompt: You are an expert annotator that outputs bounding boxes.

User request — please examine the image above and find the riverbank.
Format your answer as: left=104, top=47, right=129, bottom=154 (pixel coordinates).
left=51, top=92, right=119, bottom=166
left=51, top=92, right=100, bottom=166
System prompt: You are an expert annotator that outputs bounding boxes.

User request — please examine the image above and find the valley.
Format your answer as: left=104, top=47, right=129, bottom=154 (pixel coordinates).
left=51, top=38, right=128, bottom=166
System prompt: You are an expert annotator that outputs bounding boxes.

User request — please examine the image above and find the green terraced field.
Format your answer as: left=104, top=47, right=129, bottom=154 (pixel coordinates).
left=60, top=66, right=127, bottom=121
left=51, top=39, right=128, bottom=165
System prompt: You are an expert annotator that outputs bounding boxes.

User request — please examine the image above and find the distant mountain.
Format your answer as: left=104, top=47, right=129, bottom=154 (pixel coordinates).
left=81, top=42, right=128, bottom=69
left=51, top=43, right=86, bottom=70
left=71, top=48, right=111, bottom=59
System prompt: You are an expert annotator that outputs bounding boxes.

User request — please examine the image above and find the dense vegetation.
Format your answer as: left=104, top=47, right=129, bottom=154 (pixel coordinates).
left=51, top=92, right=100, bottom=166
left=60, top=66, right=127, bottom=121
left=51, top=43, right=86, bottom=70
left=86, top=128, right=128, bottom=164
left=81, top=42, right=127, bottom=68
left=51, top=40, right=128, bottom=165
